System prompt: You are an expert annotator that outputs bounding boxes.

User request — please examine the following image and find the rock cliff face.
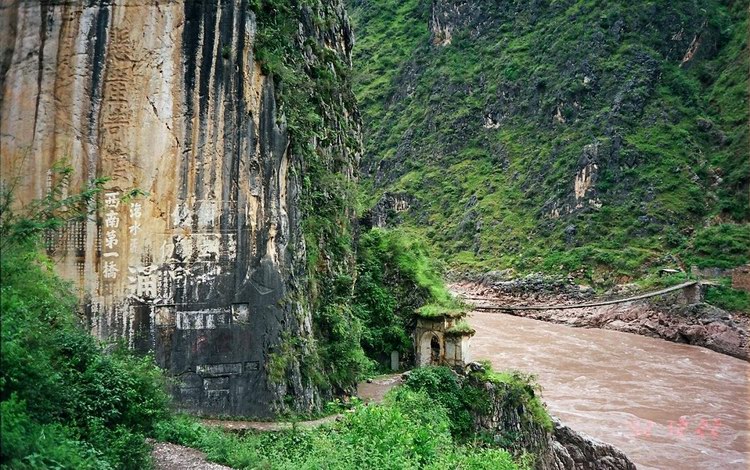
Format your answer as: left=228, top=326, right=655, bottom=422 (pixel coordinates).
left=544, top=418, right=636, bottom=470
left=0, top=0, right=359, bottom=417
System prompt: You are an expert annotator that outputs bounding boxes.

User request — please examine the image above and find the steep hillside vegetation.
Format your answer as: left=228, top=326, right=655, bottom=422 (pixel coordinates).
left=350, top=0, right=749, bottom=284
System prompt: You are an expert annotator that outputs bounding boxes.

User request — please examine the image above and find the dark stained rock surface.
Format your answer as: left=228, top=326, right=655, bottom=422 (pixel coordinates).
left=1, top=0, right=358, bottom=417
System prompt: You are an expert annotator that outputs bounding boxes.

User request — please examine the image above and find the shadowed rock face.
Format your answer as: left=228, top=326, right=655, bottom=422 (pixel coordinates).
left=0, top=0, right=356, bottom=417
left=545, top=418, right=636, bottom=470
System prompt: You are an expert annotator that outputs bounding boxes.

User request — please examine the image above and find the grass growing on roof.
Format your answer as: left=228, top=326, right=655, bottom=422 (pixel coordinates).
left=417, top=302, right=467, bottom=319
left=445, top=319, right=475, bottom=335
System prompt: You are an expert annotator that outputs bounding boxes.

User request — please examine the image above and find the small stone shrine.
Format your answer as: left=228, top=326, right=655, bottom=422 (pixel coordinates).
left=414, top=310, right=474, bottom=368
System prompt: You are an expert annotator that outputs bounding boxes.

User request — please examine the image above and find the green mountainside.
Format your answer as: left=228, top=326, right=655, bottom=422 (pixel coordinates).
left=350, top=0, right=749, bottom=284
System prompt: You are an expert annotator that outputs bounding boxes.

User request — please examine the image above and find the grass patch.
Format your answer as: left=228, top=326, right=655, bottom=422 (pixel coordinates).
left=417, top=302, right=467, bottom=319
left=683, top=224, right=750, bottom=269
left=704, top=278, right=750, bottom=314
left=445, top=319, right=475, bottom=335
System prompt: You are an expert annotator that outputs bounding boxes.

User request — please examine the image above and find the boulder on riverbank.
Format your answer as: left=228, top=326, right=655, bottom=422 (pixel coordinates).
left=543, top=418, right=636, bottom=470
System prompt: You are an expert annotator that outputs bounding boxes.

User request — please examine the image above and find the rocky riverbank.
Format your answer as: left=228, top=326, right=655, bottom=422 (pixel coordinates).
left=460, top=362, right=636, bottom=470
left=544, top=418, right=636, bottom=470
left=452, top=274, right=750, bottom=361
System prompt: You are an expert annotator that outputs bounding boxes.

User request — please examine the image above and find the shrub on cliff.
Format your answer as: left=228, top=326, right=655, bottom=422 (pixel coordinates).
left=352, top=228, right=460, bottom=368
left=402, top=365, right=552, bottom=448
left=248, top=0, right=370, bottom=400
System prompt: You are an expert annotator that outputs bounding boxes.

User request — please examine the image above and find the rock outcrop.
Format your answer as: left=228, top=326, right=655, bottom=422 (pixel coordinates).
left=545, top=418, right=636, bottom=470
left=0, top=0, right=359, bottom=417
left=462, top=363, right=636, bottom=470
left=366, top=191, right=415, bottom=228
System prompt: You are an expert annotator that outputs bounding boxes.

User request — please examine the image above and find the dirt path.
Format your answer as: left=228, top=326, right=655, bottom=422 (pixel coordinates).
left=201, top=413, right=340, bottom=432
left=356, top=372, right=403, bottom=403
left=152, top=441, right=232, bottom=470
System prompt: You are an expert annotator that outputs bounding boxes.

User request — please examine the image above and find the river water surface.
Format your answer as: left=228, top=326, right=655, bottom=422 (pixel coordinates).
left=469, top=311, right=749, bottom=470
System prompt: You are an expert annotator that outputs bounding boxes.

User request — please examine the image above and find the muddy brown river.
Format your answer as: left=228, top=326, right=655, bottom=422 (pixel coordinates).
left=469, top=311, right=750, bottom=470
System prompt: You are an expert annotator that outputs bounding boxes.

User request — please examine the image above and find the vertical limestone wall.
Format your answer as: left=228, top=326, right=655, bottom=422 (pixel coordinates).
left=0, top=0, right=350, bottom=417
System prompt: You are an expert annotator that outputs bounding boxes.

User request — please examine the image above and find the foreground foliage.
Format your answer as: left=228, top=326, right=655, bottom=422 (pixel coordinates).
left=0, top=241, right=170, bottom=469
left=155, top=374, right=532, bottom=469
left=0, top=171, right=169, bottom=469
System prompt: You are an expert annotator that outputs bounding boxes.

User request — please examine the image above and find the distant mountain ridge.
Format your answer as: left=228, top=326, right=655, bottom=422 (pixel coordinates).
left=350, top=0, right=749, bottom=282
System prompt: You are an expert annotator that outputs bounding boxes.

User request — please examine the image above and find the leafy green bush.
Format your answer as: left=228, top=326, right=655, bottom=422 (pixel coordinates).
left=313, top=300, right=375, bottom=390
left=353, top=229, right=461, bottom=368
left=0, top=240, right=170, bottom=469
left=1, top=396, right=105, bottom=470
left=401, top=366, right=484, bottom=438
left=403, top=365, right=552, bottom=442
left=155, top=389, right=523, bottom=469
left=1, top=172, right=169, bottom=469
